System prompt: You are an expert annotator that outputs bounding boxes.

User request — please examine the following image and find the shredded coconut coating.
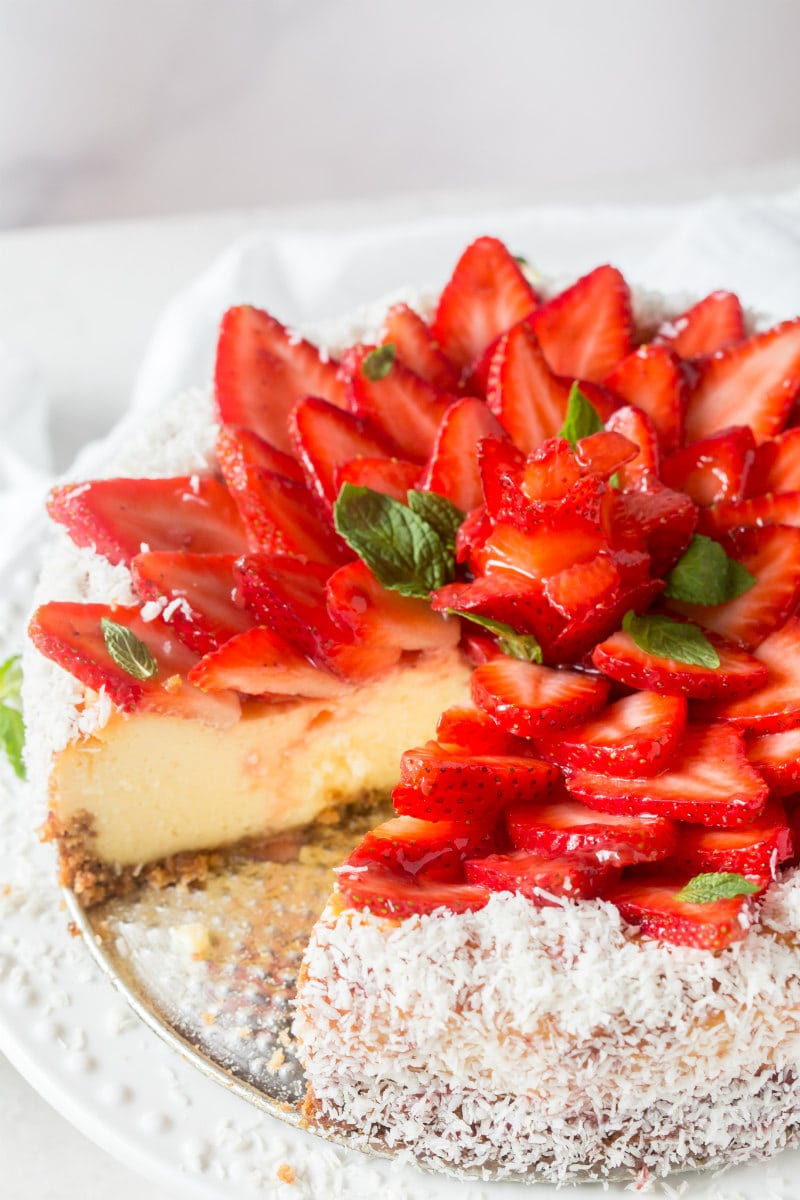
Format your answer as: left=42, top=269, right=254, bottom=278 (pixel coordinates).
left=294, top=883, right=800, bottom=1182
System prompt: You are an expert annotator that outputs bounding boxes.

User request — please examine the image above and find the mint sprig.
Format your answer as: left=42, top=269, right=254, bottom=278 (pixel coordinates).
left=558, top=383, right=604, bottom=447
left=622, top=610, right=720, bottom=669
left=334, top=484, right=460, bottom=598
left=0, top=655, right=25, bottom=780
left=407, top=490, right=465, bottom=553
left=677, top=872, right=760, bottom=904
left=101, top=618, right=159, bottom=681
left=361, top=344, right=396, bottom=381
left=448, top=611, right=543, bottom=663
left=665, top=534, right=756, bottom=606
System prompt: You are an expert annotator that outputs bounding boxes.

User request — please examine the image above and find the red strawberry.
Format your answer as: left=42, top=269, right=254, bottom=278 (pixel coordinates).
left=464, top=850, right=617, bottom=903
left=130, top=551, right=253, bottom=655
left=746, top=725, right=800, bottom=796
left=608, top=871, right=757, bottom=950
left=506, top=798, right=677, bottom=866
left=676, top=799, right=793, bottom=878
left=454, top=505, right=493, bottom=564
left=47, top=476, right=248, bottom=567
left=565, top=722, right=768, bottom=827
left=346, top=816, right=496, bottom=882
left=603, top=344, right=685, bottom=454
left=214, top=305, right=346, bottom=453
left=610, top=484, right=697, bottom=575
left=667, top=525, right=800, bottom=651
left=543, top=553, right=621, bottom=623
left=519, top=437, right=582, bottom=503
left=706, top=617, right=800, bottom=733
left=289, top=395, right=393, bottom=511
left=471, top=655, right=610, bottom=736
left=699, top=491, right=800, bottom=536
left=592, top=627, right=767, bottom=701
left=232, top=468, right=351, bottom=565
left=336, top=864, right=489, bottom=918
left=342, top=343, right=452, bottom=462
left=472, top=518, right=607, bottom=584
left=187, top=625, right=349, bottom=698
left=215, top=425, right=305, bottom=491
left=395, top=741, right=560, bottom=820
left=684, top=318, right=800, bottom=445
left=573, top=430, right=638, bottom=479
left=485, top=321, right=570, bottom=452
left=478, top=437, right=529, bottom=523
left=326, top=559, right=459, bottom=653
left=334, top=455, right=420, bottom=502
left=420, top=396, right=507, bottom=512
left=528, top=265, right=634, bottom=382
left=28, top=601, right=240, bottom=725
left=432, top=236, right=540, bottom=370
left=605, top=405, right=660, bottom=490
left=746, top=426, right=800, bottom=495
left=380, top=302, right=461, bottom=391
left=234, top=554, right=338, bottom=657
left=534, top=691, right=687, bottom=778
left=656, top=291, right=745, bottom=360
left=660, top=426, right=756, bottom=506
left=435, top=704, right=529, bottom=756
left=432, top=574, right=559, bottom=648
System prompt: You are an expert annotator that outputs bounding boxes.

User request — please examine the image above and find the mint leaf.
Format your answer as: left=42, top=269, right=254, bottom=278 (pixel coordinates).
left=0, top=654, right=23, bottom=703
left=0, top=706, right=25, bottom=780
left=448, top=610, right=543, bottom=663
left=677, top=872, right=760, bottom=904
left=407, top=491, right=465, bottom=553
left=361, top=344, right=395, bottom=381
left=664, top=535, right=756, bottom=606
left=334, top=484, right=455, bottom=598
left=101, top=618, right=158, bottom=681
left=622, top=610, right=720, bottom=669
left=558, top=383, right=604, bottom=447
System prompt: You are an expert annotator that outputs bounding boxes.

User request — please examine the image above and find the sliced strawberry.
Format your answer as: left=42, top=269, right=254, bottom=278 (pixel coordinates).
left=473, top=518, right=607, bottom=583
left=603, top=344, right=685, bottom=454
left=746, top=725, right=800, bottom=796
left=420, top=396, right=506, bottom=512
left=605, top=405, right=660, bottom=490
left=432, top=236, right=539, bottom=370
left=334, top=455, right=420, bottom=502
left=342, top=343, right=452, bottom=462
left=706, top=617, right=800, bottom=733
left=608, top=871, right=757, bottom=950
left=395, top=741, right=560, bottom=820
left=289, top=395, right=392, bottom=511
left=746, top=426, right=800, bottom=496
left=454, top=505, right=493, bottom=564
left=235, top=554, right=338, bottom=656
left=130, top=551, right=253, bottom=655
left=346, top=816, right=496, bottom=882
left=676, top=800, right=793, bottom=878
left=592, top=627, right=767, bottom=701
left=380, top=302, right=461, bottom=390
left=187, top=625, right=349, bottom=698
left=656, top=291, right=745, bottom=360
left=543, top=553, right=621, bottom=623
left=28, top=601, right=240, bottom=725
left=47, top=476, right=248, bottom=567
left=435, top=704, right=529, bottom=756
left=485, top=321, right=570, bottom=452
left=432, top=573, right=559, bottom=648
left=684, top=318, right=800, bottom=445
left=506, top=798, right=677, bottom=866
left=610, top=484, right=698, bottom=575
left=478, top=437, right=529, bottom=523
left=573, top=430, right=638, bottom=479
left=660, top=426, right=756, bottom=506
left=565, top=722, right=768, bottom=827
left=336, top=864, right=489, bottom=918
left=546, top=578, right=664, bottom=665
left=528, top=265, right=634, bottom=382
left=232, top=468, right=351, bottom=565
left=326, top=559, right=459, bottom=653
left=534, top=691, right=687, bottom=778
left=667, top=525, right=800, bottom=650
left=215, top=424, right=305, bottom=491
left=471, top=655, right=610, bottom=736
left=519, top=437, right=582, bottom=503
left=464, top=850, right=616, bottom=903
left=699, top=491, right=800, bottom=536
left=214, top=305, right=346, bottom=454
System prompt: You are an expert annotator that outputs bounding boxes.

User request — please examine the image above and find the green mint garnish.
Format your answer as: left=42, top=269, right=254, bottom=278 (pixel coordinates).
left=333, top=484, right=457, bottom=598
left=0, top=655, right=26, bottom=780
left=448, top=611, right=542, bottom=663
left=407, top=491, right=465, bottom=553
left=361, top=344, right=396, bottom=382
left=101, top=618, right=159, bottom=682
left=622, top=610, right=720, bottom=670
left=677, top=872, right=760, bottom=904
left=664, top=534, right=756, bottom=606
left=558, top=382, right=604, bottom=447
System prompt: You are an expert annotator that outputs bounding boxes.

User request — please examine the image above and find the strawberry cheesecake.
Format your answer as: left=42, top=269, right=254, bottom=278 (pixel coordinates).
left=25, top=234, right=800, bottom=1180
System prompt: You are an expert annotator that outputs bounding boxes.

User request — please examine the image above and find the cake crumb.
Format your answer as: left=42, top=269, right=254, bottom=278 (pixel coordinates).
left=276, top=1163, right=295, bottom=1184
left=267, top=1048, right=285, bottom=1071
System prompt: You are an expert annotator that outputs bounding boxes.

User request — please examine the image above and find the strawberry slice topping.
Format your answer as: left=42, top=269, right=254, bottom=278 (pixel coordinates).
left=326, top=559, right=459, bottom=653
left=660, top=426, right=756, bottom=507
left=131, top=551, right=253, bottom=655
left=336, top=864, right=489, bottom=918
left=232, top=468, right=351, bottom=565
left=289, top=395, right=393, bottom=511
left=592, top=626, right=767, bottom=701
left=342, top=343, right=453, bottom=462
left=675, top=799, right=793, bottom=879
left=706, top=617, right=800, bottom=733
left=486, top=321, right=571, bottom=452
left=471, top=656, right=610, bottom=736
left=506, top=798, right=677, bottom=866
left=608, top=871, right=758, bottom=951
left=420, top=396, right=506, bottom=512
left=187, top=625, right=350, bottom=699
left=215, top=425, right=305, bottom=490
left=747, top=426, right=800, bottom=495
left=603, top=344, right=685, bottom=455
left=380, top=302, right=461, bottom=391
left=214, top=305, right=346, bottom=454
left=347, top=816, right=496, bottom=882
left=656, top=290, right=745, bottom=360
left=435, top=704, right=529, bottom=756
left=464, top=850, right=617, bottom=903
left=334, top=455, right=420, bottom=501
left=528, top=265, right=634, bottom=382
left=746, top=725, right=800, bottom=796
